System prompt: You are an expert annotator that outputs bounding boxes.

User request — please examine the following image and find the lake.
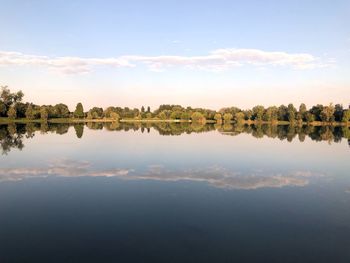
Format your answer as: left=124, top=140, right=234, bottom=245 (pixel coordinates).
left=0, top=122, right=350, bottom=262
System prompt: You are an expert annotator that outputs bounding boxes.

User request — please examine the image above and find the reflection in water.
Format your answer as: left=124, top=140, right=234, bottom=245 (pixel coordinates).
left=0, top=158, right=324, bottom=189
left=74, top=123, right=84, bottom=139
left=0, top=124, right=25, bottom=155
left=0, top=159, right=131, bottom=182
left=0, top=122, right=349, bottom=263
left=1, top=122, right=349, bottom=155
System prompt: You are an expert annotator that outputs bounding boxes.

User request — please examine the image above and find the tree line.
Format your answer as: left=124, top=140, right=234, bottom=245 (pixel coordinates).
left=1, top=86, right=349, bottom=124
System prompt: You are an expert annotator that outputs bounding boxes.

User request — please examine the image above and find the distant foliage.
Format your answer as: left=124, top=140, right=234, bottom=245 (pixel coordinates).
left=1, top=86, right=349, bottom=124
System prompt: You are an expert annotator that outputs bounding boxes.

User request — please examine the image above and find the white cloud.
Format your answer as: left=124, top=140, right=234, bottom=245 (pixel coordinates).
left=0, top=48, right=329, bottom=74
left=0, top=51, right=133, bottom=74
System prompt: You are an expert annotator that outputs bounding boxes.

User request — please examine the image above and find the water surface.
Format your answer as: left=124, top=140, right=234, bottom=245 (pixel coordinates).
left=0, top=123, right=349, bottom=262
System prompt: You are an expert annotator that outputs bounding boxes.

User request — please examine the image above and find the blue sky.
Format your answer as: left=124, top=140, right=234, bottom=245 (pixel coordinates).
left=0, top=0, right=349, bottom=110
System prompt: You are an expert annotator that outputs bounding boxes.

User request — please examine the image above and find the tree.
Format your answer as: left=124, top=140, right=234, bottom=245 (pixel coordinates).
left=287, top=103, right=297, bottom=123
left=147, top=106, right=151, bottom=113
left=305, top=112, right=315, bottom=123
left=15, top=102, right=28, bottom=118
left=320, top=103, right=335, bottom=122
left=158, top=110, right=171, bottom=120
left=1, top=86, right=24, bottom=108
left=110, top=112, right=120, bottom=120
left=334, top=104, right=343, bottom=122
left=180, top=111, right=190, bottom=120
left=170, top=110, right=182, bottom=120
left=25, top=104, right=35, bottom=119
left=191, top=112, right=206, bottom=123
left=141, top=106, right=145, bottom=113
left=158, top=111, right=167, bottom=120
left=87, top=111, right=93, bottom=119
left=299, top=103, right=307, bottom=122
left=278, top=105, right=288, bottom=121
left=252, top=105, right=265, bottom=121
left=342, top=110, right=350, bottom=122
left=88, top=107, right=103, bottom=119
left=299, top=103, right=307, bottom=115
left=243, top=110, right=252, bottom=120
left=263, top=106, right=278, bottom=122
left=0, top=101, right=6, bottom=117
left=214, top=113, right=222, bottom=123
left=310, top=104, right=324, bottom=121
left=54, top=103, right=70, bottom=118
left=7, top=106, right=17, bottom=119
left=223, top=113, right=233, bottom=122
left=234, top=112, right=245, bottom=123
left=40, top=106, right=48, bottom=121
left=104, top=106, right=116, bottom=118
left=74, top=103, right=84, bottom=118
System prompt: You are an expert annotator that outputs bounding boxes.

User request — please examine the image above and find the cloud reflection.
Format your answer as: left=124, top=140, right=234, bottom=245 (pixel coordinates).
left=0, top=160, right=323, bottom=190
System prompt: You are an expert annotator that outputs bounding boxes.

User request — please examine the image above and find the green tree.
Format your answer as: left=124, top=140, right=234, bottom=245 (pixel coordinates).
left=25, top=104, right=35, bottom=119
left=320, top=103, right=335, bottom=122
left=191, top=112, right=206, bottom=123
left=278, top=105, right=288, bottom=121
left=1, top=86, right=24, bottom=108
left=54, top=103, right=70, bottom=118
left=7, top=106, right=17, bottom=119
left=104, top=106, right=116, bottom=118
left=214, top=113, right=222, bottom=123
left=297, top=103, right=307, bottom=123
left=234, top=112, right=245, bottom=123
left=158, top=111, right=167, bottom=120
left=263, top=106, right=278, bottom=122
left=310, top=104, right=324, bottom=121
left=158, top=110, right=171, bottom=120
left=141, top=106, right=145, bottom=113
left=40, top=106, right=49, bottom=121
left=87, top=111, right=93, bottom=119
left=287, top=103, right=297, bottom=123
left=342, top=110, right=350, bottom=122
left=252, top=105, right=265, bottom=121
left=147, top=106, right=151, bottom=113
left=243, top=110, right=252, bottom=120
left=223, top=113, right=233, bottom=123
left=180, top=111, right=190, bottom=120
left=88, top=107, right=103, bottom=119
left=0, top=101, right=6, bottom=117
left=334, top=104, right=343, bottom=122
left=74, top=103, right=84, bottom=118
left=305, top=112, right=315, bottom=123
left=110, top=112, right=120, bottom=120
left=170, top=110, right=182, bottom=120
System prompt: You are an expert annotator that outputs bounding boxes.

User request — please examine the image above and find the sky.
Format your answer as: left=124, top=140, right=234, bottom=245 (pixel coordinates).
left=0, top=0, right=349, bottom=110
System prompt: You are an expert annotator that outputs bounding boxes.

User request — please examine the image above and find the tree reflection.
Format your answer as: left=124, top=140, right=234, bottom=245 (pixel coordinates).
left=74, top=124, right=84, bottom=139
left=0, top=122, right=349, bottom=154
left=0, top=125, right=25, bottom=154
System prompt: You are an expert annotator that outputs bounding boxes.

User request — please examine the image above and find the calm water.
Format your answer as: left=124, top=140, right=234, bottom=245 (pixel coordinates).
left=0, top=122, right=350, bottom=263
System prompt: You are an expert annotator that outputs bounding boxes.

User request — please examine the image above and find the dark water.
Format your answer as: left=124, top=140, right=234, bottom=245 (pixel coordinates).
left=0, top=122, right=350, bottom=262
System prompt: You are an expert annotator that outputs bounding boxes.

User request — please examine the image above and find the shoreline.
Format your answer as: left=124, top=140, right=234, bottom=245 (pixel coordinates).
left=0, top=117, right=349, bottom=126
